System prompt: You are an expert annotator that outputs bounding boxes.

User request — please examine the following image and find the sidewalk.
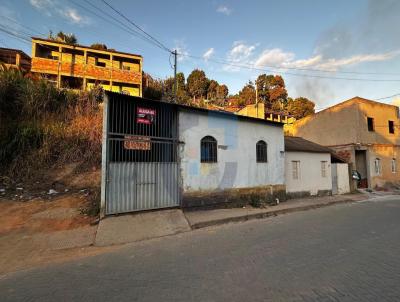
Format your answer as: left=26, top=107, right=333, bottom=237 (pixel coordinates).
left=184, top=193, right=367, bottom=229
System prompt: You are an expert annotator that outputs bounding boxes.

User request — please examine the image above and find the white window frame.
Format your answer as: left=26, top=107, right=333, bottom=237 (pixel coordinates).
left=292, top=160, right=300, bottom=180
left=392, top=158, right=397, bottom=173
left=321, top=161, right=327, bottom=178
left=374, top=158, right=382, bottom=175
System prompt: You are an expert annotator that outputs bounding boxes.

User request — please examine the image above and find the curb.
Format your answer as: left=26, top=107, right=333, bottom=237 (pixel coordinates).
left=188, top=198, right=359, bottom=230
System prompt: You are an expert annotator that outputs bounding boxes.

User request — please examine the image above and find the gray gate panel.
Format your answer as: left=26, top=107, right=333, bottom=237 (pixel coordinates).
left=106, top=162, right=179, bottom=214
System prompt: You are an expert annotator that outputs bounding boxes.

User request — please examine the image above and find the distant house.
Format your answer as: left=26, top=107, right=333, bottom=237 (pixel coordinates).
left=284, top=136, right=350, bottom=197
left=291, top=97, right=399, bottom=189
left=30, top=37, right=142, bottom=96
left=0, top=47, right=31, bottom=72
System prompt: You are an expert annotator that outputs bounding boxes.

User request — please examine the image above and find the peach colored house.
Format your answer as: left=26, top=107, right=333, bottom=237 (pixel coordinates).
left=291, top=97, right=399, bottom=189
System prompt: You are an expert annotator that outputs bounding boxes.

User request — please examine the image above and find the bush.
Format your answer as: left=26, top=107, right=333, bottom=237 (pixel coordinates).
left=0, top=68, right=103, bottom=179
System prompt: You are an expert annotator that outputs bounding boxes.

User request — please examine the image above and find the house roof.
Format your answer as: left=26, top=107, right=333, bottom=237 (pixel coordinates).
left=285, top=136, right=332, bottom=153
left=0, top=47, right=31, bottom=60
left=31, top=37, right=142, bottom=58
left=284, top=136, right=348, bottom=163
left=314, top=96, right=398, bottom=116
left=105, top=91, right=284, bottom=128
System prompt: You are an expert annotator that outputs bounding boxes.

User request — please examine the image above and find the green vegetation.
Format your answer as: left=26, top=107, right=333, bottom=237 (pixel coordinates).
left=0, top=67, right=103, bottom=179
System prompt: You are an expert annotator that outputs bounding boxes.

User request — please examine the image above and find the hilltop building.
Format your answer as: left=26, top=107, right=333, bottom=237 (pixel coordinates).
left=30, top=37, right=142, bottom=96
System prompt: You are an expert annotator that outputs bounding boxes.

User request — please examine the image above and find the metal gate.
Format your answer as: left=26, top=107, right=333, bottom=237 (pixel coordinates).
left=101, top=93, right=180, bottom=215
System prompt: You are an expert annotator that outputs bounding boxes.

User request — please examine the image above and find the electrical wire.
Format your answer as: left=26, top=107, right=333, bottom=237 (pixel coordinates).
left=100, top=0, right=172, bottom=53
left=181, top=54, right=400, bottom=82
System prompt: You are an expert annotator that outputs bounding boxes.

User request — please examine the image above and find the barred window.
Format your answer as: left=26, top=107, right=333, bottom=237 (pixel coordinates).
left=256, top=140, right=268, bottom=163
left=201, top=136, right=217, bottom=163
left=374, top=158, right=381, bottom=175
left=292, top=161, right=300, bottom=180
left=321, top=161, right=327, bottom=177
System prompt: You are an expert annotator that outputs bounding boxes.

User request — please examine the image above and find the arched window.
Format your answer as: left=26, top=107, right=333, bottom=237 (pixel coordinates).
left=256, top=140, right=268, bottom=163
left=201, top=136, right=217, bottom=163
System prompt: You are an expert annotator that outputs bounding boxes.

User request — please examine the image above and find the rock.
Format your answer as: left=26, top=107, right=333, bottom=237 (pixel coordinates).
left=48, top=189, right=58, bottom=195
left=0, top=188, right=5, bottom=192
left=16, top=187, right=23, bottom=191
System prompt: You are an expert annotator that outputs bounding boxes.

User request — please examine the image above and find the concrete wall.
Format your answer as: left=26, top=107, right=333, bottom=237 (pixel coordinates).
left=178, top=109, right=285, bottom=198
left=367, top=145, right=400, bottom=188
left=332, top=163, right=350, bottom=194
left=285, top=151, right=332, bottom=196
left=293, top=98, right=400, bottom=146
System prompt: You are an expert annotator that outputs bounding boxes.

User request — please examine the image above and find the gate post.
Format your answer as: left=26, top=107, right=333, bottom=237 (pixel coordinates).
left=100, top=93, right=109, bottom=218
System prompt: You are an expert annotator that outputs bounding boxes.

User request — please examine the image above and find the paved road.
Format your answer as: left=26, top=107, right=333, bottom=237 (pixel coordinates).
left=1, top=196, right=400, bottom=301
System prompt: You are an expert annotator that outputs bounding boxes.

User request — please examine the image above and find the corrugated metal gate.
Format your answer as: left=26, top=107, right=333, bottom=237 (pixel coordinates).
left=102, top=93, right=180, bottom=215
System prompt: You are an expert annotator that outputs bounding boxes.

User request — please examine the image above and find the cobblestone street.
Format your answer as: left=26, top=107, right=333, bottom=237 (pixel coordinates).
left=1, top=195, right=400, bottom=301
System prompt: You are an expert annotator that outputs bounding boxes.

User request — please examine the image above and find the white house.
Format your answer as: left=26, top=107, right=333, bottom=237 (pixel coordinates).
left=284, top=136, right=335, bottom=197
left=179, top=107, right=286, bottom=207
left=101, top=93, right=286, bottom=215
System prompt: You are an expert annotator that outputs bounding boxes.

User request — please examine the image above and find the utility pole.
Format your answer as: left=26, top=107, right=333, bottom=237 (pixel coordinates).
left=173, top=50, right=178, bottom=103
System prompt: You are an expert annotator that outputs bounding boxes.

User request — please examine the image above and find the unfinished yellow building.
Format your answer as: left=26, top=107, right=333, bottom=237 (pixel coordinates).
left=31, top=37, right=142, bottom=96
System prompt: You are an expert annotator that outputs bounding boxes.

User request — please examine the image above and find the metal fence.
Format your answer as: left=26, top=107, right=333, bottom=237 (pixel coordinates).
left=102, top=93, right=180, bottom=215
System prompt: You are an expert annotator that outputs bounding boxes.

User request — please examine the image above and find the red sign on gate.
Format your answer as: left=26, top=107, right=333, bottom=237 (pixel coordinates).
left=136, top=107, right=156, bottom=124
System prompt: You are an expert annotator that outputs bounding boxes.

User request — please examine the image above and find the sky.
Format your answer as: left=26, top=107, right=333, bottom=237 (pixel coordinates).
left=1, top=0, right=400, bottom=109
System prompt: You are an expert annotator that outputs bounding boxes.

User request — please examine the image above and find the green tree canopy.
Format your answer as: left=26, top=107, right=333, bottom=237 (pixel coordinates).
left=255, top=74, right=288, bottom=110
left=237, top=81, right=256, bottom=106
left=286, top=97, right=315, bottom=119
left=49, top=31, right=78, bottom=45
left=90, top=43, right=107, bottom=50
left=187, top=69, right=209, bottom=100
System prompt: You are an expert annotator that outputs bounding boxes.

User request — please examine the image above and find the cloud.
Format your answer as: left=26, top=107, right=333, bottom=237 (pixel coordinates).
left=29, top=0, right=54, bottom=16
left=216, top=5, right=232, bottom=15
left=203, top=48, right=214, bottom=61
left=173, top=40, right=189, bottom=62
left=59, top=8, right=89, bottom=25
left=224, top=41, right=257, bottom=71
left=314, top=0, right=400, bottom=59
left=253, top=47, right=399, bottom=71
left=30, top=0, right=90, bottom=25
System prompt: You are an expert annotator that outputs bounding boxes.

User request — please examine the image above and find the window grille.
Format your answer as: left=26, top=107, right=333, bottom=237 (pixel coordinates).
left=201, top=136, right=217, bottom=163
left=256, top=140, right=268, bottom=163
left=292, top=161, right=300, bottom=179
left=374, top=158, right=381, bottom=175
left=392, top=158, right=397, bottom=173
left=321, top=161, right=327, bottom=177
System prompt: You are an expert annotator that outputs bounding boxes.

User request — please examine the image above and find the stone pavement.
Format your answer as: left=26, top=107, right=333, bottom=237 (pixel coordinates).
left=1, top=195, right=399, bottom=301
left=184, top=193, right=367, bottom=229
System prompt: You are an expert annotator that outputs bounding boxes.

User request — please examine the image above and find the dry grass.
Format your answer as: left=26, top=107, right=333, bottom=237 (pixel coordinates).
left=0, top=67, right=103, bottom=181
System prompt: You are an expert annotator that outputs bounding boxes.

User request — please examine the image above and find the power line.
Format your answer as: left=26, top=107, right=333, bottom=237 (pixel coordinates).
left=67, top=0, right=160, bottom=51
left=375, top=93, right=400, bottom=100
left=100, top=0, right=172, bottom=53
left=182, top=54, right=400, bottom=82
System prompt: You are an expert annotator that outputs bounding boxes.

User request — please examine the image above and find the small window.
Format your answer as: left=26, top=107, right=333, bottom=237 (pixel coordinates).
left=256, top=140, right=268, bottom=163
left=389, top=120, right=395, bottom=134
left=292, top=161, right=300, bottom=180
left=321, top=161, right=327, bottom=178
left=392, top=158, right=397, bottom=173
left=374, top=158, right=381, bottom=175
left=367, top=117, right=374, bottom=132
left=201, top=136, right=217, bottom=163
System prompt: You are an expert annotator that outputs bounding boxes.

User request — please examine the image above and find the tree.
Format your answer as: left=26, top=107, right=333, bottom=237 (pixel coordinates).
left=187, top=69, right=208, bottom=101
left=207, top=80, right=219, bottom=100
left=143, top=73, right=163, bottom=100
left=255, top=74, right=287, bottom=110
left=90, top=43, right=107, bottom=50
left=237, top=81, right=256, bottom=106
left=215, top=84, right=228, bottom=105
left=286, top=97, right=315, bottom=119
left=49, top=31, right=78, bottom=45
